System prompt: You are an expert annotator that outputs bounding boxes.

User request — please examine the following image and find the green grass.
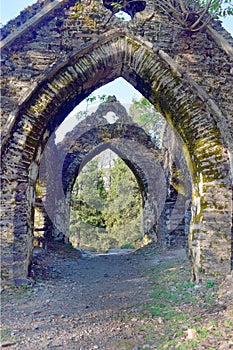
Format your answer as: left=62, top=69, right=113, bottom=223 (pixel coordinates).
left=0, top=328, right=17, bottom=344
left=225, top=319, right=233, bottom=327
left=0, top=328, right=10, bottom=342
left=206, top=280, right=215, bottom=288
left=175, top=340, right=198, bottom=350
left=143, top=261, right=198, bottom=324
left=1, top=283, right=35, bottom=302
left=120, top=258, right=226, bottom=349
left=204, top=293, right=214, bottom=306
left=195, top=326, right=210, bottom=339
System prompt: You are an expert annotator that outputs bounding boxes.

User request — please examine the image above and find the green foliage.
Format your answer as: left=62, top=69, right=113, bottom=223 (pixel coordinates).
left=0, top=328, right=12, bottom=343
left=70, top=96, right=164, bottom=250
left=198, top=0, right=233, bottom=18
left=225, top=319, right=233, bottom=327
left=144, top=262, right=198, bottom=321
left=70, top=158, right=106, bottom=228
left=75, top=94, right=112, bottom=121
left=129, top=97, right=165, bottom=148
left=206, top=280, right=215, bottom=288
left=110, top=2, right=123, bottom=10
left=36, top=275, right=42, bottom=283
left=204, top=292, right=214, bottom=305
left=156, top=0, right=232, bottom=32
left=104, top=157, right=142, bottom=225
left=70, top=151, right=142, bottom=251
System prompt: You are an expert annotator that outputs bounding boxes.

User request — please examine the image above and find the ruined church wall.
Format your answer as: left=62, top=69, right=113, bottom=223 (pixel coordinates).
left=1, top=0, right=233, bottom=152
left=1, top=0, right=232, bottom=282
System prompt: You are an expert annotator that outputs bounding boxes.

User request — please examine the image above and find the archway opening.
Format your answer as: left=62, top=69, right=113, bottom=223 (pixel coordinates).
left=69, top=149, right=143, bottom=252
left=34, top=81, right=191, bottom=256
left=55, top=77, right=142, bottom=143
left=3, top=32, right=231, bottom=283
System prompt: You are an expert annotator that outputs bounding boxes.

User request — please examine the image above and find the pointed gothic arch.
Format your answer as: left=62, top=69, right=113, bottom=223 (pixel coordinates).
left=37, top=97, right=166, bottom=247
left=1, top=30, right=232, bottom=282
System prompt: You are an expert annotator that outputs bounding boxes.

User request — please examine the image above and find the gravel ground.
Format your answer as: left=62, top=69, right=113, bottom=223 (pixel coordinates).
left=1, top=243, right=232, bottom=349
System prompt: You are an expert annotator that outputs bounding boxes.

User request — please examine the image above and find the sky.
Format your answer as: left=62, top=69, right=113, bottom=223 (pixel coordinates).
left=0, top=1, right=232, bottom=141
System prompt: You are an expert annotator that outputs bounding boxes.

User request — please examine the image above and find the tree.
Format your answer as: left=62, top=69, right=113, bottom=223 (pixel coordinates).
left=75, top=94, right=112, bottom=122
left=70, top=157, right=106, bottom=229
left=129, top=97, right=165, bottom=148
left=69, top=151, right=143, bottom=251
left=103, top=157, right=143, bottom=247
left=154, top=0, right=233, bottom=32
left=85, top=1, right=232, bottom=30
left=198, top=0, right=233, bottom=17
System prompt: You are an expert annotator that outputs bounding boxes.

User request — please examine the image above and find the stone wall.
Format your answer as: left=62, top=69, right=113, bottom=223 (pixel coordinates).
left=45, top=98, right=190, bottom=247
left=158, top=121, right=192, bottom=247
left=38, top=98, right=167, bottom=243
left=1, top=0, right=232, bottom=283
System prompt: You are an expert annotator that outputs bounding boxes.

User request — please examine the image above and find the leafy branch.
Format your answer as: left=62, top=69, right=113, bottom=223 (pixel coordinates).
left=75, top=94, right=110, bottom=121
left=111, top=2, right=124, bottom=11
left=154, top=0, right=233, bottom=32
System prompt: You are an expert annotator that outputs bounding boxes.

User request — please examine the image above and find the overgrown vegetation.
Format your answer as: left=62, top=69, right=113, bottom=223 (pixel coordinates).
left=129, top=97, right=165, bottom=148
left=84, top=0, right=233, bottom=32
left=115, top=253, right=233, bottom=349
left=110, top=0, right=233, bottom=31
left=69, top=154, right=143, bottom=251
left=69, top=96, right=165, bottom=252
left=155, top=0, right=233, bottom=31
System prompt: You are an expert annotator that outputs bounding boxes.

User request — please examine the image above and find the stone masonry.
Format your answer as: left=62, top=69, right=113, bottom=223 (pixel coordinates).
left=46, top=97, right=166, bottom=244
left=35, top=97, right=190, bottom=248
left=1, top=0, right=232, bottom=283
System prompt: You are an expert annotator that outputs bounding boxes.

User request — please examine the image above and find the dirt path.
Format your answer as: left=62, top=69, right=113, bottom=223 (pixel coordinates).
left=1, top=244, right=183, bottom=349
left=1, top=244, right=233, bottom=349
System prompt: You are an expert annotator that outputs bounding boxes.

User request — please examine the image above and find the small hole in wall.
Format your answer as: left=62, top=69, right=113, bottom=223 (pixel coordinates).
left=103, top=112, right=119, bottom=124
left=114, top=11, right=132, bottom=21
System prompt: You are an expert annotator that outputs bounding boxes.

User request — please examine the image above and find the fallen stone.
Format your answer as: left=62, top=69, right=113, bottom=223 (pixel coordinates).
left=14, top=278, right=32, bottom=287
left=186, top=328, right=197, bottom=339
left=1, top=342, right=17, bottom=348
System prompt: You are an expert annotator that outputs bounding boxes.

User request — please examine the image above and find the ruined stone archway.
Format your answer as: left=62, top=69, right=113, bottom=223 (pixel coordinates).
left=37, top=97, right=167, bottom=247
left=58, top=97, right=191, bottom=248
left=56, top=140, right=164, bottom=245
left=1, top=1, right=232, bottom=282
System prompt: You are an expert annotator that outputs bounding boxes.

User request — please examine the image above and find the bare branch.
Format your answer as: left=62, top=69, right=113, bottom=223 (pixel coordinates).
left=159, top=0, right=182, bottom=16
left=190, top=16, right=212, bottom=31
left=153, top=0, right=227, bottom=32
left=179, top=0, right=188, bottom=14
left=190, top=0, right=214, bottom=29
left=156, top=0, right=187, bottom=27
